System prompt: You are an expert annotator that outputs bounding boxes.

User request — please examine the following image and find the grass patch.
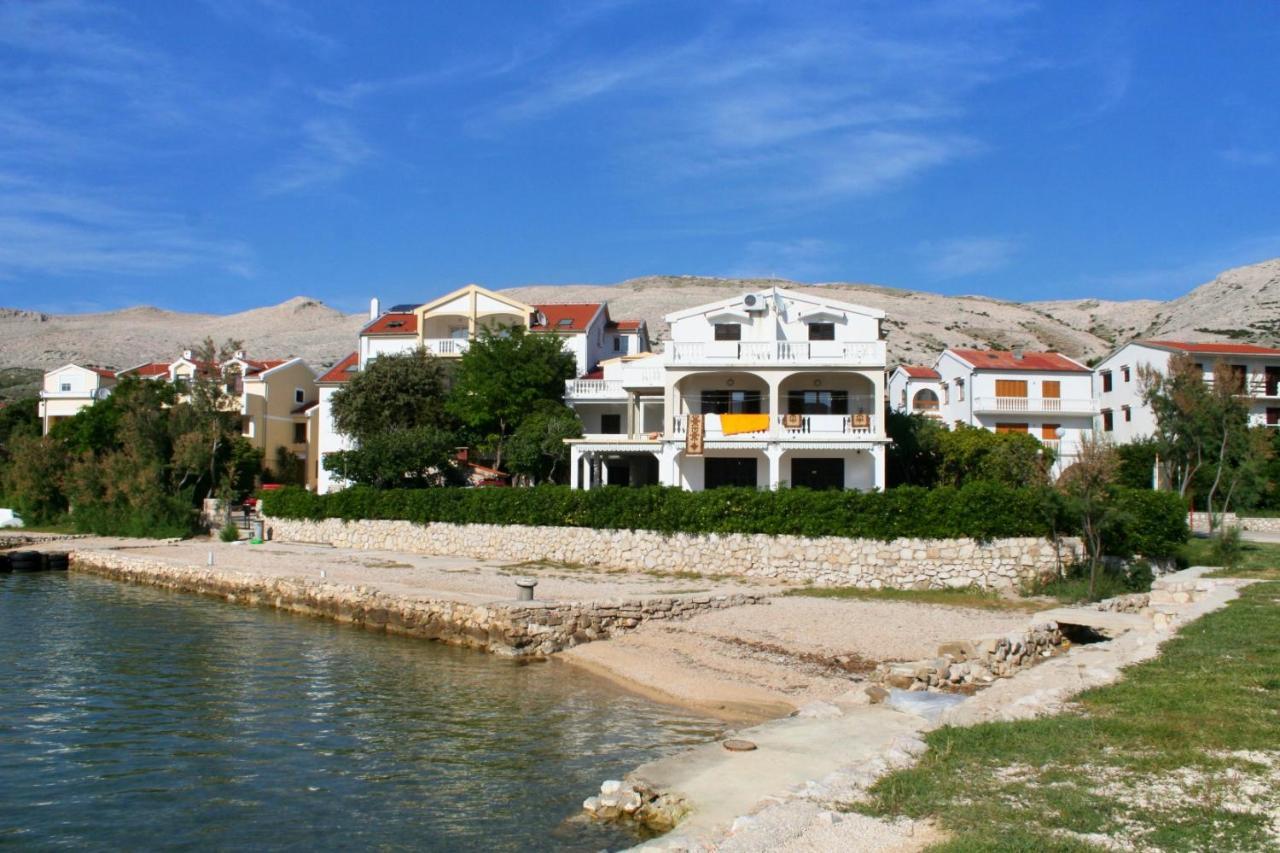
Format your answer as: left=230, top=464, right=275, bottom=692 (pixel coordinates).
left=7, top=521, right=79, bottom=535
left=783, top=585, right=1042, bottom=612
left=857, top=580, right=1280, bottom=851
left=1184, top=536, right=1280, bottom=580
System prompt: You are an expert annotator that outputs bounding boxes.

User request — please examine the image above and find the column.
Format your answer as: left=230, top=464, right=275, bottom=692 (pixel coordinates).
left=766, top=444, right=783, bottom=490
left=766, top=374, right=783, bottom=437
left=570, top=446, right=582, bottom=489
left=872, top=445, right=886, bottom=492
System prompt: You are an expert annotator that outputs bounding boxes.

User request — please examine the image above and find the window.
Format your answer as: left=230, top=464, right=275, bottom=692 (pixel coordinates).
left=1228, top=364, right=1247, bottom=392
left=1268, top=408, right=1280, bottom=426
left=612, top=336, right=621, bottom=352
left=293, top=422, right=307, bottom=443
left=557, top=318, right=574, bottom=328
left=600, top=413, right=622, bottom=434
left=1042, top=380, right=1061, bottom=399
left=60, top=382, right=71, bottom=392
left=713, top=323, right=741, bottom=341
left=1042, top=424, right=1059, bottom=440
left=942, top=383, right=950, bottom=404
left=787, top=390, right=849, bottom=415
left=956, top=379, right=965, bottom=402
left=1101, top=371, right=1113, bottom=393
left=1122, top=405, right=1132, bottom=422
left=1121, top=366, right=1130, bottom=383
left=807, top=322, right=835, bottom=341
left=995, top=379, right=1028, bottom=398
left=1102, top=409, right=1114, bottom=432
left=241, top=416, right=253, bottom=437
left=1267, top=366, right=1280, bottom=396
left=704, top=457, right=757, bottom=489
left=295, top=388, right=305, bottom=404
left=699, top=390, right=763, bottom=414
left=995, top=423, right=1028, bottom=434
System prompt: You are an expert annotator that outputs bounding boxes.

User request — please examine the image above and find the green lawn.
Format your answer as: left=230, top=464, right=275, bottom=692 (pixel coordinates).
left=1183, top=536, right=1280, bottom=580
left=856, top=579, right=1280, bottom=851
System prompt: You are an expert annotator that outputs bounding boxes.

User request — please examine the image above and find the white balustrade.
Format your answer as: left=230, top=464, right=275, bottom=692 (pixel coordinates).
left=972, top=396, right=1097, bottom=414
left=564, top=379, right=626, bottom=399
left=422, top=338, right=470, bottom=356
left=664, top=340, right=886, bottom=366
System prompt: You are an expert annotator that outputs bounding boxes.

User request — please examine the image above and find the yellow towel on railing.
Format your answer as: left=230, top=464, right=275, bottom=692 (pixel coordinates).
left=720, top=413, right=771, bottom=435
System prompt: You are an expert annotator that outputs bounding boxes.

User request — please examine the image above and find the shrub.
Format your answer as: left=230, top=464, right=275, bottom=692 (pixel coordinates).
left=219, top=522, right=240, bottom=543
left=1210, top=526, right=1244, bottom=570
left=263, top=483, right=1068, bottom=541
left=1106, top=488, right=1189, bottom=560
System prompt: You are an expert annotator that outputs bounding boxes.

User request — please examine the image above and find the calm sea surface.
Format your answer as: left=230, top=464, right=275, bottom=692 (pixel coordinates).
left=0, top=571, right=721, bottom=851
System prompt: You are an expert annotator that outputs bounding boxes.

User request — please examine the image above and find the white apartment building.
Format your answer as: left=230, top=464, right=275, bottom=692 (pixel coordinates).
left=315, top=283, right=649, bottom=493
left=38, top=364, right=117, bottom=434
left=565, top=287, right=889, bottom=492
left=932, top=348, right=1096, bottom=476
left=887, top=365, right=942, bottom=419
left=1093, top=340, right=1280, bottom=443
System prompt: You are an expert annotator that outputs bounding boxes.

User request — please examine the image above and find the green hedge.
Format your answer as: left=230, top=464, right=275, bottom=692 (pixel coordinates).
left=264, top=484, right=1190, bottom=556
left=263, top=483, right=1079, bottom=541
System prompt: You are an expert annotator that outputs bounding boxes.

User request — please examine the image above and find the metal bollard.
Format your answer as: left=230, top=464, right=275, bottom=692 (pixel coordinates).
left=515, top=578, right=537, bottom=601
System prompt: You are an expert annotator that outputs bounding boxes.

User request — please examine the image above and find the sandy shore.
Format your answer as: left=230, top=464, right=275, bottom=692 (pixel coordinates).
left=560, top=597, right=1032, bottom=723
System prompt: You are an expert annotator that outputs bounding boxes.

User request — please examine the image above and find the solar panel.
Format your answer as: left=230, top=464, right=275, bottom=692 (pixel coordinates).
left=387, top=303, right=421, bottom=312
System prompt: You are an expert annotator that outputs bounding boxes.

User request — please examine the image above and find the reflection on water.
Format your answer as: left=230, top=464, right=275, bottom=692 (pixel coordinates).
left=0, top=572, right=720, bottom=851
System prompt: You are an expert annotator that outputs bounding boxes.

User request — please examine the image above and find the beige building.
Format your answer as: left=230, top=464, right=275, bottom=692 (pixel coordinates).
left=120, top=350, right=321, bottom=488
left=38, top=364, right=117, bottom=434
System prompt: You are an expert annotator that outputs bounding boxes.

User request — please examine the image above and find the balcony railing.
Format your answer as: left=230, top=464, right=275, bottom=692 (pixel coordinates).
left=664, top=340, right=886, bottom=367
left=422, top=338, right=470, bottom=356
left=619, top=366, right=664, bottom=387
left=671, top=412, right=877, bottom=439
left=565, top=379, right=626, bottom=399
left=972, top=396, right=1098, bottom=414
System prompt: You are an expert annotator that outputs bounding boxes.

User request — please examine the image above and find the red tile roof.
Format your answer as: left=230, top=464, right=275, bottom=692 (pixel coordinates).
left=318, top=352, right=359, bottom=384
left=1140, top=340, right=1280, bottom=356
left=242, top=358, right=288, bottom=375
left=362, top=312, right=418, bottom=336
left=900, top=365, right=940, bottom=379
left=950, top=349, right=1090, bottom=373
left=607, top=319, right=643, bottom=331
left=530, top=303, right=601, bottom=332
left=123, top=361, right=171, bottom=377
left=88, top=366, right=117, bottom=379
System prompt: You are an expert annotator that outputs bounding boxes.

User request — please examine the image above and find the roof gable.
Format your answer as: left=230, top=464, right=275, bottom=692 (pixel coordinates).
left=947, top=348, right=1090, bottom=373
left=664, top=286, right=886, bottom=323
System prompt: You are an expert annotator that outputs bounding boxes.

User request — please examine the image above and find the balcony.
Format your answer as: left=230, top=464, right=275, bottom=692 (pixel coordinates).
left=671, top=412, right=877, bottom=440
left=422, top=338, right=470, bottom=357
left=972, top=396, right=1098, bottom=415
left=664, top=340, right=886, bottom=368
left=565, top=379, right=626, bottom=400
left=39, top=389, right=98, bottom=399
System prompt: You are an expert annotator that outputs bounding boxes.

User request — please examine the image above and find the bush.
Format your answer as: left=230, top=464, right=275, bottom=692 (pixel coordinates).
left=1106, top=488, right=1189, bottom=561
left=263, top=482, right=1071, bottom=541
left=219, top=522, right=240, bottom=543
left=1211, top=526, right=1244, bottom=570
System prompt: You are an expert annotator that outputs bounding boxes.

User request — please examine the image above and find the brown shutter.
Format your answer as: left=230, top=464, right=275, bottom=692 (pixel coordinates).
left=1042, top=380, right=1060, bottom=399
left=995, top=422, right=1029, bottom=434
left=1042, top=424, right=1059, bottom=439
left=995, top=379, right=1028, bottom=398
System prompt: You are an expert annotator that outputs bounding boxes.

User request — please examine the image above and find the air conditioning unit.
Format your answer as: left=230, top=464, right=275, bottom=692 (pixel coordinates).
left=742, top=293, right=768, bottom=313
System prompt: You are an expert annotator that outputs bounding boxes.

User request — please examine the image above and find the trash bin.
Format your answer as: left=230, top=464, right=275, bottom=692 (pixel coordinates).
left=250, top=519, right=265, bottom=544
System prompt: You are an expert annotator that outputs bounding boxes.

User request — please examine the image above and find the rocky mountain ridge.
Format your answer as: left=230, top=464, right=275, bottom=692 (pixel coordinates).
left=1, top=259, right=1277, bottom=377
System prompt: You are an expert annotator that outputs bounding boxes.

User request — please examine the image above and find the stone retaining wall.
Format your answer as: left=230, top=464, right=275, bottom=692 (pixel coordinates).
left=265, top=517, right=1080, bottom=591
left=1190, top=512, right=1280, bottom=533
left=69, top=550, right=766, bottom=657
left=872, top=621, right=1066, bottom=691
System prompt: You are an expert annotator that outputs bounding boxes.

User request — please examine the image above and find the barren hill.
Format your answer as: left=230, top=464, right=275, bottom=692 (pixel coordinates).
left=1, top=259, right=1277, bottom=384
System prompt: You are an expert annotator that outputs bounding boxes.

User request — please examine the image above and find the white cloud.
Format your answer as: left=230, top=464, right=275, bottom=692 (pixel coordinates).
left=919, top=237, right=1018, bottom=278
left=0, top=174, right=253, bottom=279
left=727, top=239, right=833, bottom=281
left=259, top=118, right=374, bottom=195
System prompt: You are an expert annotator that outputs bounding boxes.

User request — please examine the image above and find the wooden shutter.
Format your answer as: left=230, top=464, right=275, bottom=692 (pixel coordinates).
left=995, top=379, right=1028, bottom=398
left=1042, top=424, right=1059, bottom=439
left=995, top=422, right=1028, bottom=434
left=1042, top=380, right=1060, bottom=399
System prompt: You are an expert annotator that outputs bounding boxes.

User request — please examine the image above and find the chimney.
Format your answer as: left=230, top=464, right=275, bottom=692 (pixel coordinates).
left=182, top=349, right=193, bottom=360
left=234, top=349, right=245, bottom=360
left=1012, top=346, right=1025, bottom=361
left=369, top=297, right=380, bottom=321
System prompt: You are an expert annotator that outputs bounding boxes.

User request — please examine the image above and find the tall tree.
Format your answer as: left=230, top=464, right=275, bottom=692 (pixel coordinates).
left=446, top=327, right=576, bottom=471
left=1139, top=353, right=1214, bottom=498
left=1056, top=433, right=1120, bottom=600
left=329, top=349, right=451, bottom=444
left=506, top=401, right=583, bottom=484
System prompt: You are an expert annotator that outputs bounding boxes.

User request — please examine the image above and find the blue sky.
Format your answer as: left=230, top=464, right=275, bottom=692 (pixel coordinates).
left=1, top=0, right=1278, bottom=314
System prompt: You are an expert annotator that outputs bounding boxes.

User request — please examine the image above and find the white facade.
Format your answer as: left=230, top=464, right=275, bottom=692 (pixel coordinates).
left=932, top=349, right=1096, bottom=476
left=38, top=364, right=116, bottom=434
left=566, top=287, right=889, bottom=492
left=887, top=366, right=943, bottom=418
left=1094, top=341, right=1280, bottom=443
left=314, top=285, right=649, bottom=492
